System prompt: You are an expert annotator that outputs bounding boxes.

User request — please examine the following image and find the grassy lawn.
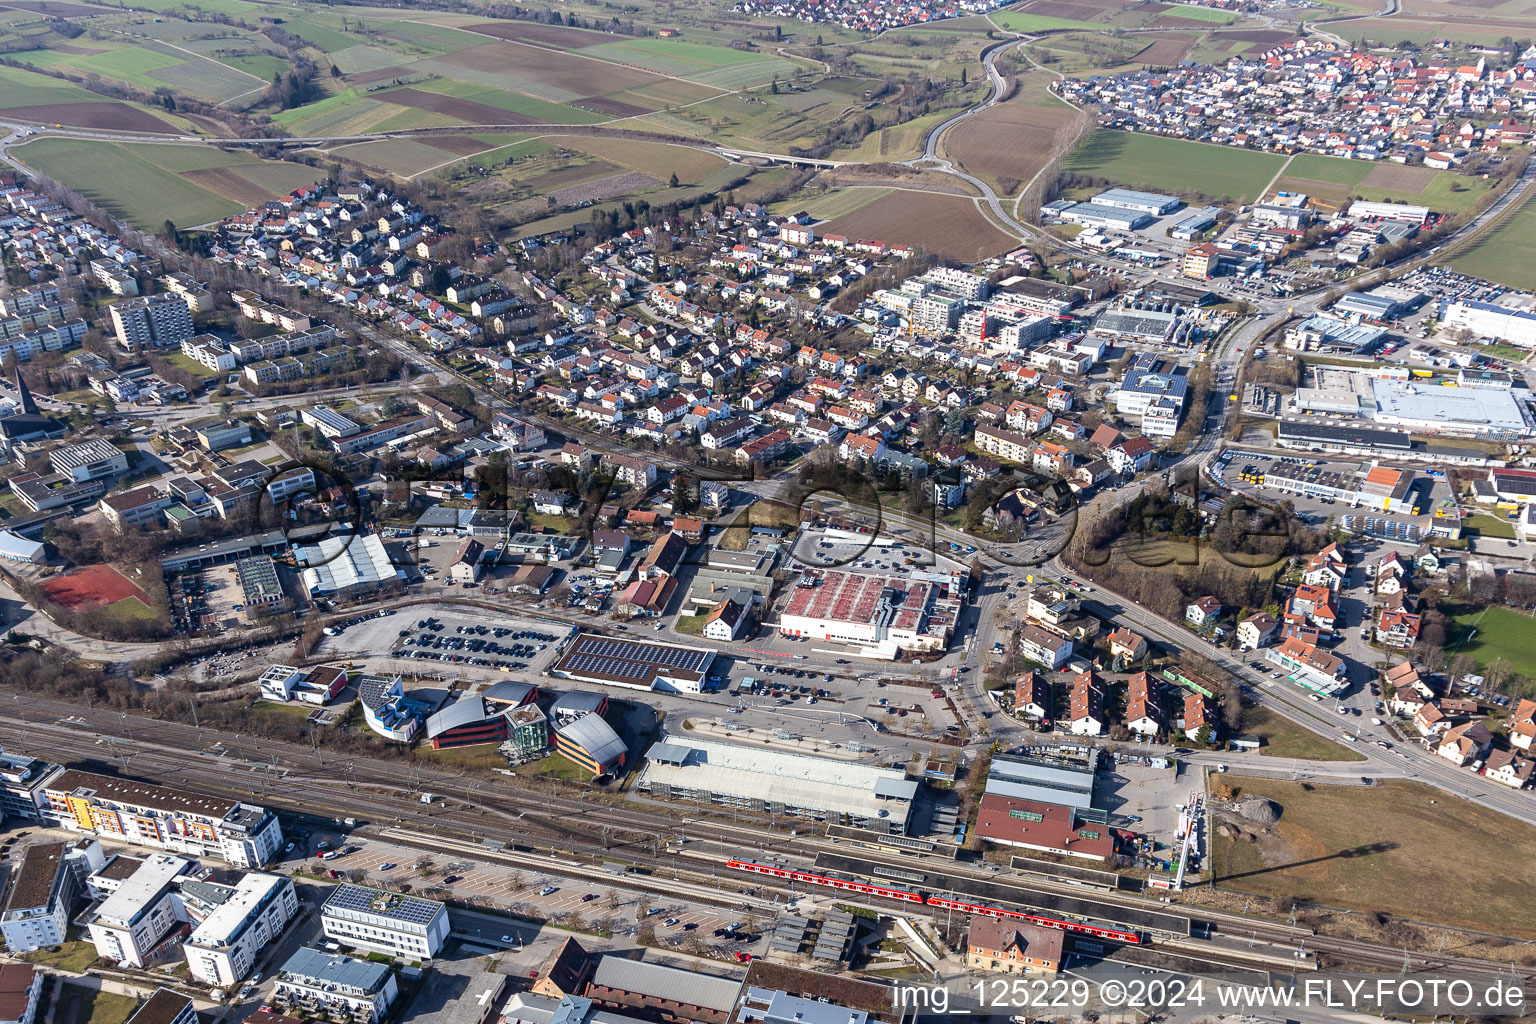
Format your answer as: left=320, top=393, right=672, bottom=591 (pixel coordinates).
left=1462, top=513, right=1516, bottom=540
left=1065, top=131, right=1284, bottom=203
left=511, top=752, right=593, bottom=782
left=1449, top=604, right=1536, bottom=673
left=673, top=612, right=707, bottom=636
left=414, top=744, right=508, bottom=771
left=53, top=985, right=139, bottom=1024
left=21, top=941, right=98, bottom=974
left=1211, top=777, right=1536, bottom=938
left=251, top=700, right=315, bottom=718
left=103, top=597, right=156, bottom=622
left=1242, top=702, right=1366, bottom=762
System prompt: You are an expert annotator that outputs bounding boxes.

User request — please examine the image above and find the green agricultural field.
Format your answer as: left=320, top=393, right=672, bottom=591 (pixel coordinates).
left=770, top=186, right=890, bottom=220
left=991, top=11, right=1105, bottom=30
left=280, top=19, right=363, bottom=53
left=1280, top=153, right=1373, bottom=186
left=0, top=63, right=115, bottom=107
left=1451, top=199, right=1536, bottom=288
left=11, top=138, right=318, bottom=230
left=585, top=37, right=794, bottom=86
left=1156, top=5, right=1237, bottom=20
left=1066, top=130, right=1285, bottom=202
left=1450, top=604, right=1536, bottom=672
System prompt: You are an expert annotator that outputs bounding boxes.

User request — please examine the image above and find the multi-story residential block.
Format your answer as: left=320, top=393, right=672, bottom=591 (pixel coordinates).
left=109, top=295, right=193, bottom=351
left=180, top=334, right=236, bottom=372
left=42, top=770, right=282, bottom=867
left=84, top=854, right=190, bottom=968
left=274, top=948, right=398, bottom=1024
left=183, top=873, right=298, bottom=985
left=974, top=424, right=1033, bottom=464
left=0, top=841, right=94, bottom=952
left=320, top=885, right=448, bottom=959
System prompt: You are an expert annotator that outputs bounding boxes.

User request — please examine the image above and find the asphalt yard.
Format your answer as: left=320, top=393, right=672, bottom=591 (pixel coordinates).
left=285, top=831, right=768, bottom=959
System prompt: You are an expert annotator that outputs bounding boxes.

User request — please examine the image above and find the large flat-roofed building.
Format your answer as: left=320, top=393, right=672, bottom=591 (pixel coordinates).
left=49, top=439, right=127, bottom=484
left=1092, top=188, right=1181, bottom=215
left=1369, top=379, right=1529, bottom=437
left=296, top=532, right=398, bottom=598
left=1284, top=315, right=1386, bottom=354
left=1276, top=419, right=1412, bottom=453
left=1333, top=291, right=1403, bottom=321
left=321, top=885, right=448, bottom=959
left=274, top=948, right=397, bottom=1024
left=183, top=873, right=298, bottom=985
left=984, top=753, right=1097, bottom=811
left=42, top=770, right=282, bottom=867
left=1443, top=299, right=1536, bottom=348
left=0, top=842, right=79, bottom=952
left=585, top=955, right=742, bottom=1024
left=640, top=736, right=917, bottom=834
left=1091, top=307, right=1178, bottom=343
left=974, top=794, right=1113, bottom=862
left=548, top=633, right=716, bottom=695
left=84, top=854, right=190, bottom=968
left=1053, top=202, right=1150, bottom=231
left=0, top=747, right=62, bottom=823
left=1347, top=200, right=1430, bottom=223
left=778, top=569, right=958, bottom=657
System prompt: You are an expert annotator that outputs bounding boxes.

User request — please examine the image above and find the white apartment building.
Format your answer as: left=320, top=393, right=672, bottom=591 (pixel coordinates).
left=183, top=873, right=298, bottom=986
left=321, top=885, right=448, bottom=959
left=274, top=949, right=398, bottom=1024
left=42, top=770, right=283, bottom=868
left=108, top=295, right=193, bottom=352
left=84, top=855, right=190, bottom=968
left=0, top=842, right=92, bottom=953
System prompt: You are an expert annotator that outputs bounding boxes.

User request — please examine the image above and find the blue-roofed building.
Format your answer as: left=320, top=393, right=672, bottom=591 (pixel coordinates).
left=274, top=948, right=398, bottom=1023
left=358, top=676, right=427, bottom=743
left=1116, top=353, right=1190, bottom=424
left=321, top=885, right=449, bottom=959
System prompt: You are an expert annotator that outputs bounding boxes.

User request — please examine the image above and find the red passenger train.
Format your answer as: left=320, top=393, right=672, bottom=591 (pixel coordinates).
left=726, top=860, right=1142, bottom=944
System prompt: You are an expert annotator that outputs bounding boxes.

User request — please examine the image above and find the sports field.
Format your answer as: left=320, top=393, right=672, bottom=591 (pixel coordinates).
left=1065, top=130, right=1284, bottom=202
left=12, top=138, right=322, bottom=229
left=1449, top=604, right=1536, bottom=673
left=41, top=563, right=149, bottom=611
left=1212, top=776, right=1536, bottom=938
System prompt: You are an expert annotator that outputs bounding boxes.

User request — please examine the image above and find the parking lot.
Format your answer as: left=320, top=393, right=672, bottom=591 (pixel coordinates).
left=275, top=829, right=768, bottom=960
left=317, top=606, right=571, bottom=679
left=388, top=615, right=561, bottom=673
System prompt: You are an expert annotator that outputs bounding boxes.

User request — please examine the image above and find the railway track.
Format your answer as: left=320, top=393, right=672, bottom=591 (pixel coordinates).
left=2, top=695, right=1527, bottom=982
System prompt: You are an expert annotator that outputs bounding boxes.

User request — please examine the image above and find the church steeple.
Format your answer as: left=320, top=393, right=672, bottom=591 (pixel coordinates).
left=12, top=366, right=36, bottom=417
